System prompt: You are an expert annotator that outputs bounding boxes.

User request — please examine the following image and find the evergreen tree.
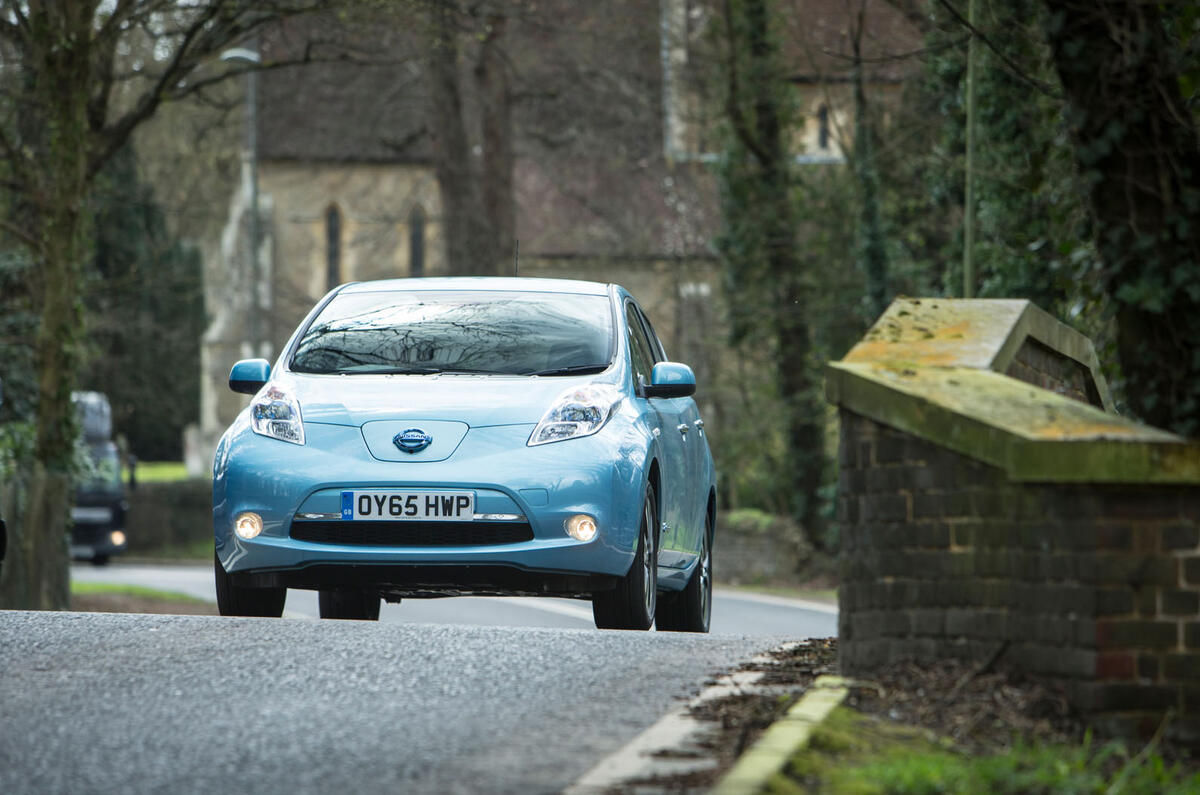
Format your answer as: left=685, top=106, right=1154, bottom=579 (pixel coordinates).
left=83, top=146, right=204, bottom=461
left=715, top=0, right=827, bottom=545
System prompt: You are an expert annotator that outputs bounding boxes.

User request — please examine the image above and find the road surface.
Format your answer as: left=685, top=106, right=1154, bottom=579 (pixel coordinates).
left=72, top=562, right=838, bottom=637
left=1, top=610, right=786, bottom=794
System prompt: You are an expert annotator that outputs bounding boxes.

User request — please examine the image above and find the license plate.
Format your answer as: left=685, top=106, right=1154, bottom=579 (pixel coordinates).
left=341, top=490, right=475, bottom=521
left=72, top=506, right=113, bottom=524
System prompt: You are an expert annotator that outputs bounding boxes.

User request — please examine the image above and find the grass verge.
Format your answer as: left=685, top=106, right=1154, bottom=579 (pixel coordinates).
left=69, top=581, right=217, bottom=615
left=71, top=582, right=207, bottom=602
left=125, top=538, right=213, bottom=562
left=770, top=707, right=1200, bottom=794
left=127, top=461, right=196, bottom=483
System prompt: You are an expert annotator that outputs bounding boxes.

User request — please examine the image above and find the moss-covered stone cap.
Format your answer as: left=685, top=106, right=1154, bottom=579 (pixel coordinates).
left=844, top=297, right=1113, bottom=411
left=826, top=362, right=1200, bottom=483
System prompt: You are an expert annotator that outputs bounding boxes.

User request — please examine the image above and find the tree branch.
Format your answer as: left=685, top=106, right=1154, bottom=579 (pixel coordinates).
left=87, top=2, right=325, bottom=180
left=935, top=0, right=1061, bottom=97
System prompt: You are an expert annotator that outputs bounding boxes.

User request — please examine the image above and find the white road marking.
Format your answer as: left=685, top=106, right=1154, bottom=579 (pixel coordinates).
left=478, top=596, right=595, bottom=622
left=714, top=587, right=838, bottom=615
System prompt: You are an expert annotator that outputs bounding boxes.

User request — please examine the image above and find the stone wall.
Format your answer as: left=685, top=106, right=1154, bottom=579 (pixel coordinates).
left=837, top=410, right=1200, bottom=740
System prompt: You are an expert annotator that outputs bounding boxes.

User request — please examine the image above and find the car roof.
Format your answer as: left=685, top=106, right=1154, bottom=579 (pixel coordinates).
left=338, top=277, right=611, bottom=297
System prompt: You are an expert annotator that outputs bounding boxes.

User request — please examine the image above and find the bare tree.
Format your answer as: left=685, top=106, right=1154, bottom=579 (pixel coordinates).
left=0, top=0, right=322, bottom=609
left=402, top=0, right=516, bottom=276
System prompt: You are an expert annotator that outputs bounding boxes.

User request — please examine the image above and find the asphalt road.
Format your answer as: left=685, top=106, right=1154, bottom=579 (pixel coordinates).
left=0, top=610, right=781, bottom=794
left=71, top=562, right=838, bottom=637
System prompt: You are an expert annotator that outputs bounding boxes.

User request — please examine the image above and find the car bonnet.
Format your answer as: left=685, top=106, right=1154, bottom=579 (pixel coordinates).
left=283, top=372, right=621, bottom=428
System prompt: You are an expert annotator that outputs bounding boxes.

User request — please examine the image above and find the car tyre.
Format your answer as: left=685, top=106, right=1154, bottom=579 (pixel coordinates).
left=214, top=552, right=286, bottom=617
left=593, top=486, right=657, bottom=630
left=90, top=553, right=110, bottom=567
left=319, top=590, right=382, bottom=621
left=656, top=510, right=712, bottom=633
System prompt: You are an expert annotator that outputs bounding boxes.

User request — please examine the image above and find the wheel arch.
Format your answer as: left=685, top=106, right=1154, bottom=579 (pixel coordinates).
left=707, top=488, right=717, bottom=544
left=646, top=457, right=662, bottom=545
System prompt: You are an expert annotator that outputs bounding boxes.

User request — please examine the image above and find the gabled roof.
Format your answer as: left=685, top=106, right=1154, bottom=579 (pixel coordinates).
left=258, top=13, right=431, bottom=163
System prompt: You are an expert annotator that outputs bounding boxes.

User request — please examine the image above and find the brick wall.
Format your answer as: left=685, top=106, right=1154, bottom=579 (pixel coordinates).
left=838, top=409, right=1200, bottom=741
left=1004, top=337, right=1102, bottom=408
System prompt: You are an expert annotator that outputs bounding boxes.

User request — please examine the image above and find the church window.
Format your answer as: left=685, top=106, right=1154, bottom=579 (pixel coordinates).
left=325, top=204, right=342, bottom=290
left=409, top=206, right=426, bottom=277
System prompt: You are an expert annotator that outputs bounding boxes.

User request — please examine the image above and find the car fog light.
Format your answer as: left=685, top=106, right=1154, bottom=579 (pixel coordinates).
left=565, top=514, right=598, bottom=542
left=234, top=512, right=263, bottom=540
left=109, top=530, right=126, bottom=547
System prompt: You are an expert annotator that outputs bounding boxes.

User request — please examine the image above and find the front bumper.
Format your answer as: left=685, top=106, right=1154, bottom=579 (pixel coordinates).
left=69, top=524, right=127, bottom=560
left=214, top=419, right=651, bottom=592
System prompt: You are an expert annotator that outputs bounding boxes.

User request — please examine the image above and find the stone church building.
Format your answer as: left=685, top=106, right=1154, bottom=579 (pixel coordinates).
left=186, top=0, right=918, bottom=475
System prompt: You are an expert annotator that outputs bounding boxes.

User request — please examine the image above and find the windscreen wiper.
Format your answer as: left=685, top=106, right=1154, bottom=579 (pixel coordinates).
left=523, top=364, right=610, bottom=376
left=433, top=368, right=509, bottom=375
left=340, top=366, right=443, bottom=375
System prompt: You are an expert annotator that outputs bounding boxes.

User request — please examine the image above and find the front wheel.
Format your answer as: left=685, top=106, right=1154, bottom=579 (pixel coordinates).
left=593, top=486, right=657, bottom=630
left=319, top=590, right=381, bottom=621
left=214, top=552, right=286, bottom=617
left=656, top=510, right=712, bottom=633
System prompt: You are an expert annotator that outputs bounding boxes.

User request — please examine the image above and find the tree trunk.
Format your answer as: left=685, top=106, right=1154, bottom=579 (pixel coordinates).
left=744, top=0, right=825, bottom=542
left=427, top=4, right=486, bottom=276
left=3, top=4, right=95, bottom=609
left=3, top=466, right=72, bottom=609
left=476, top=11, right=515, bottom=276
left=1041, top=0, right=1200, bottom=436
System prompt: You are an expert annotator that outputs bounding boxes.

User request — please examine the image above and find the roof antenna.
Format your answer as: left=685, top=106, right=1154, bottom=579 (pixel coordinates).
left=514, top=239, right=519, bottom=277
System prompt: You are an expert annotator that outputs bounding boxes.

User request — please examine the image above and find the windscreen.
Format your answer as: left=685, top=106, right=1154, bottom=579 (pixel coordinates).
left=290, top=290, right=614, bottom=376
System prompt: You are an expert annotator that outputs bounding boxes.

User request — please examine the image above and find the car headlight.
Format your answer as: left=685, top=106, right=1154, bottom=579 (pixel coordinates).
left=251, top=385, right=305, bottom=445
left=529, top=384, right=622, bottom=446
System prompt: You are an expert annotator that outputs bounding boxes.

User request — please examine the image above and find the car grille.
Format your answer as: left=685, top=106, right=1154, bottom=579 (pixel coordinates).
left=289, top=520, right=534, bottom=547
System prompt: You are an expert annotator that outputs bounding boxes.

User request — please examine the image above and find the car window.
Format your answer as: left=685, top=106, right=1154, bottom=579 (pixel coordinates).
left=291, top=290, right=614, bottom=376
left=625, top=302, right=656, bottom=392
left=633, top=305, right=666, bottom=362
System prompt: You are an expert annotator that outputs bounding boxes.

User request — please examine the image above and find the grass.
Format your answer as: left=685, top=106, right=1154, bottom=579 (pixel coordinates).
left=70, top=581, right=208, bottom=604
left=127, top=538, right=213, bottom=561
left=768, top=707, right=1200, bottom=795
left=127, top=461, right=199, bottom=483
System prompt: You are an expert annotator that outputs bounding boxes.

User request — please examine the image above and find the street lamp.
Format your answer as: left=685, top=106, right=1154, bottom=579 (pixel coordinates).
left=220, top=43, right=263, bottom=356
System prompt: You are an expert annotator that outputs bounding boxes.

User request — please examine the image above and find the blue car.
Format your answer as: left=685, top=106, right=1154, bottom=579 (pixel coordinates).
left=214, top=277, right=716, bottom=631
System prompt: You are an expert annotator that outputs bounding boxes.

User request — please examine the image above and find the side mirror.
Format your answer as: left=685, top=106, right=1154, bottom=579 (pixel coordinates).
left=229, top=359, right=271, bottom=395
left=644, top=362, right=696, bottom=399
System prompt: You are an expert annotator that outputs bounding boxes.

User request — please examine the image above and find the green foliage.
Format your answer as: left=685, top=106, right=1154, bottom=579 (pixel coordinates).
left=81, top=146, right=204, bottom=460
left=880, top=0, right=1090, bottom=311
left=722, top=507, right=779, bottom=535
left=0, top=422, right=36, bottom=482
left=873, top=0, right=1130, bottom=404
left=712, top=0, right=832, bottom=544
left=1041, top=0, right=1200, bottom=435
left=0, top=249, right=39, bottom=424
left=775, top=708, right=1200, bottom=795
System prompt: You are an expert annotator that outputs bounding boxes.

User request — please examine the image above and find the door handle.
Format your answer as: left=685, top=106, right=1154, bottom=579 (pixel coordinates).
left=693, top=419, right=704, bottom=433
left=677, top=423, right=690, bottom=435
